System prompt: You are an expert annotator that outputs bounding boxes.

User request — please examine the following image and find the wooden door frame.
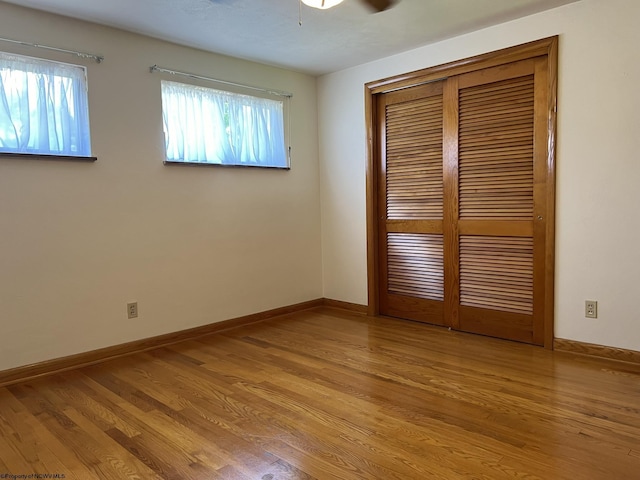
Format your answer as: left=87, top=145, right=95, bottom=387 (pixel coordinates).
left=365, top=37, right=558, bottom=348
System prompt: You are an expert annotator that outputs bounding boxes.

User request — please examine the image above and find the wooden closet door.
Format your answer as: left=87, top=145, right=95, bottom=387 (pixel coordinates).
left=377, top=81, right=445, bottom=325
left=445, top=58, right=549, bottom=345
left=369, top=38, right=556, bottom=346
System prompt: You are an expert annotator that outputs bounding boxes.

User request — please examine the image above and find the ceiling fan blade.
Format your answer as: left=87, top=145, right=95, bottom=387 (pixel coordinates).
left=360, top=0, right=396, bottom=12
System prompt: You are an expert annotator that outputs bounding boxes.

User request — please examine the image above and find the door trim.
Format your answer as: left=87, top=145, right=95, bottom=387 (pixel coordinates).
left=365, top=37, right=558, bottom=348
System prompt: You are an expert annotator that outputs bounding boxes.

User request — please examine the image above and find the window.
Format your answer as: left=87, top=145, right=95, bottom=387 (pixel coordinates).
left=161, top=80, right=288, bottom=168
left=0, top=52, right=91, bottom=157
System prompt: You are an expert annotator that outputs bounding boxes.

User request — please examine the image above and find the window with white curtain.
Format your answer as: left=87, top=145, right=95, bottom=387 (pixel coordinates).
left=161, top=80, right=288, bottom=168
left=0, top=52, right=91, bottom=157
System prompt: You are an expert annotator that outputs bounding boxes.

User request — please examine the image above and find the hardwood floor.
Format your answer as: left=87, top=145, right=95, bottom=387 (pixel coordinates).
left=1, top=307, right=639, bottom=479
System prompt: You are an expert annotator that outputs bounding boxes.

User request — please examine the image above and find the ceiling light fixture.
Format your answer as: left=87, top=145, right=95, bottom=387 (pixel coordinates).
left=301, top=0, right=345, bottom=9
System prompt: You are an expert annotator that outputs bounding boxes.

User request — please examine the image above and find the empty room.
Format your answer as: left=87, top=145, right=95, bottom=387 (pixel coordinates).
left=0, top=0, right=639, bottom=478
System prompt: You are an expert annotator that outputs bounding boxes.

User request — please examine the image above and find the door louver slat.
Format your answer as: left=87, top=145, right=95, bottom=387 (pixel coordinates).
left=376, top=43, right=555, bottom=346
left=386, top=96, right=443, bottom=219
left=460, top=236, right=533, bottom=315
left=387, top=233, right=444, bottom=300
left=459, top=76, right=535, bottom=220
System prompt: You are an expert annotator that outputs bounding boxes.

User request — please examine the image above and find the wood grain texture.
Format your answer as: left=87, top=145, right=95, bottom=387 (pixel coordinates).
left=365, top=81, right=380, bottom=317
left=365, top=37, right=558, bottom=349
left=452, top=57, right=543, bottom=345
left=458, top=73, right=534, bottom=220
left=459, top=235, right=534, bottom=315
left=532, top=56, right=551, bottom=347
left=555, top=338, right=640, bottom=365
left=0, top=299, right=323, bottom=388
left=443, top=76, right=461, bottom=330
left=543, top=38, right=559, bottom=349
left=386, top=233, right=444, bottom=301
left=384, top=89, right=443, bottom=219
left=322, top=299, right=368, bottom=314
left=1, top=307, right=639, bottom=479
left=458, top=219, right=532, bottom=237
left=377, top=82, right=446, bottom=327
left=366, top=36, right=558, bottom=95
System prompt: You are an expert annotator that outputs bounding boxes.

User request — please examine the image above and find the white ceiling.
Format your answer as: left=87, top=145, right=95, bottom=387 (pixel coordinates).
left=3, top=0, right=580, bottom=75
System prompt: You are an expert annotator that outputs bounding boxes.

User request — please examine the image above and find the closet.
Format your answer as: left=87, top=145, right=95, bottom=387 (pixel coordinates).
left=367, top=38, right=557, bottom=346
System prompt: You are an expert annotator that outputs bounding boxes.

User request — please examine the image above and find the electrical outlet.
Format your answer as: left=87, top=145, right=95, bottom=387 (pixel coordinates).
left=585, top=300, right=597, bottom=319
left=127, top=302, right=138, bottom=319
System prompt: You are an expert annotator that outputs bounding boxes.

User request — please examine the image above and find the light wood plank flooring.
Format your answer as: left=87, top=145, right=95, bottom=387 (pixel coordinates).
left=1, top=307, right=639, bottom=479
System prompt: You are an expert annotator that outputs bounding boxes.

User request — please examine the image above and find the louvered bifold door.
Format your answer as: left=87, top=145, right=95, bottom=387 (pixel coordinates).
left=446, top=58, right=549, bottom=344
left=378, top=82, right=445, bottom=325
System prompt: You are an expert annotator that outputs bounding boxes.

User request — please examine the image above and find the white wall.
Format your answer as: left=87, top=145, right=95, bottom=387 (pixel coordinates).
left=319, top=0, right=640, bottom=351
left=0, top=3, right=322, bottom=371
left=2, top=0, right=638, bottom=372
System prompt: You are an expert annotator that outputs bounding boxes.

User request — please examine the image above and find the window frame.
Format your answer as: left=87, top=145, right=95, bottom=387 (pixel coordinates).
left=160, top=79, right=290, bottom=170
left=0, top=51, right=95, bottom=161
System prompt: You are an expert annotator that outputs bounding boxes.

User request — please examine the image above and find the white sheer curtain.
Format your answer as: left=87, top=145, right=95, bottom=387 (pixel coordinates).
left=0, top=52, right=91, bottom=156
left=162, top=81, right=287, bottom=167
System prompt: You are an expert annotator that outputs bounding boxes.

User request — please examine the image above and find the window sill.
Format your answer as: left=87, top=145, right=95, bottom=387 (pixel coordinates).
left=163, top=160, right=290, bottom=170
left=0, top=152, right=97, bottom=162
